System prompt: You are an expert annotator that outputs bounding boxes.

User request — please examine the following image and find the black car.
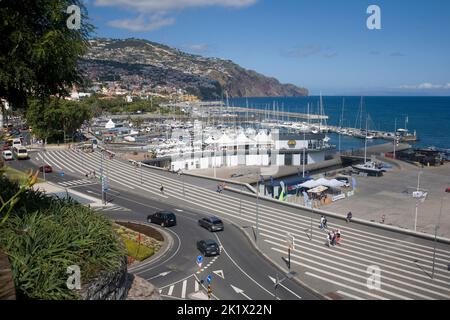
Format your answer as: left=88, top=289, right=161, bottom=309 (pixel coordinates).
left=198, top=217, right=224, bottom=232
left=147, top=211, right=177, bottom=227
left=197, top=239, right=220, bottom=257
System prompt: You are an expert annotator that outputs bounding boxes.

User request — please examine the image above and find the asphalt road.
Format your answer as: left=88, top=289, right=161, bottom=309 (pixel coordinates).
left=7, top=154, right=320, bottom=300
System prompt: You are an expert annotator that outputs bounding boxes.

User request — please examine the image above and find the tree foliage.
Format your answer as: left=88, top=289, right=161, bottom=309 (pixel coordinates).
left=0, top=0, right=93, bottom=109
left=26, top=97, right=91, bottom=141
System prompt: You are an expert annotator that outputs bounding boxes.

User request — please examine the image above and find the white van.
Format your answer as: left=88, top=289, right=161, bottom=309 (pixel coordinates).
left=2, top=150, right=13, bottom=161
left=13, top=146, right=28, bottom=160
left=12, top=138, right=22, bottom=148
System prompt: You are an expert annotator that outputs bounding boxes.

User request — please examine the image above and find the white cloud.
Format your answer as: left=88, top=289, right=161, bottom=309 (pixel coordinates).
left=94, top=0, right=257, bottom=12
left=97, top=0, right=257, bottom=32
left=107, top=14, right=175, bottom=32
left=399, top=83, right=450, bottom=90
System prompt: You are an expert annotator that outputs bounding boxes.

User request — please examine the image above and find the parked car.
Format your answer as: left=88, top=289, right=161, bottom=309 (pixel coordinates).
left=39, top=165, right=53, bottom=173
left=198, top=216, right=224, bottom=232
left=147, top=211, right=177, bottom=227
left=2, top=150, right=13, bottom=161
left=196, top=239, right=220, bottom=257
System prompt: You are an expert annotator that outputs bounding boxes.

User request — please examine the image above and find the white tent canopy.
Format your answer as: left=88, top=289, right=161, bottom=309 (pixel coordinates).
left=299, top=178, right=346, bottom=189
left=215, top=133, right=234, bottom=146
left=105, top=119, right=115, bottom=129
left=205, top=136, right=216, bottom=144
left=255, top=131, right=273, bottom=144
left=236, top=132, right=254, bottom=145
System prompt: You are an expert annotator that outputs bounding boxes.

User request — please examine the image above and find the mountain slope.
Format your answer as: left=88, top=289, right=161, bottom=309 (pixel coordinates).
left=80, top=38, right=308, bottom=99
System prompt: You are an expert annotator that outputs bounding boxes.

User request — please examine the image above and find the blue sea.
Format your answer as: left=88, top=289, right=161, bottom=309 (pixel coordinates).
left=228, top=96, right=450, bottom=150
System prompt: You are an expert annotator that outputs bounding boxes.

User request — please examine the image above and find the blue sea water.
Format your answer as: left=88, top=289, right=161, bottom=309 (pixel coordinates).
left=228, top=96, right=450, bottom=150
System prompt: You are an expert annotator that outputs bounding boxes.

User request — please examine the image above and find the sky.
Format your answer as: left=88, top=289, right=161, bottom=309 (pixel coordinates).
left=84, top=0, right=450, bottom=96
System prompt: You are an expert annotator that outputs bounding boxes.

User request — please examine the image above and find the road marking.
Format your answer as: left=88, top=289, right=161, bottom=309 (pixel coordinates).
left=195, top=280, right=199, bottom=292
left=213, top=270, right=225, bottom=279
left=148, top=271, right=172, bottom=280
left=270, top=246, right=426, bottom=300
left=214, top=233, right=279, bottom=300
left=336, top=290, right=366, bottom=300
left=181, top=280, right=187, bottom=299
left=230, top=285, right=252, bottom=300
left=305, top=271, right=388, bottom=300
left=268, top=275, right=302, bottom=299
left=167, top=285, right=174, bottom=296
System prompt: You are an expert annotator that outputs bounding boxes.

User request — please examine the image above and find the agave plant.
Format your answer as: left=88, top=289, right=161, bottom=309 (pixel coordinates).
left=0, top=169, right=39, bottom=226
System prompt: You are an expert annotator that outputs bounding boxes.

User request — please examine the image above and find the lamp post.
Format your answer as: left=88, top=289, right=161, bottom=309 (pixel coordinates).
left=431, top=197, right=445, bottom=279
left=414, top=171, right=423, bottom=232
left=302, top=130, right=306, bottom=178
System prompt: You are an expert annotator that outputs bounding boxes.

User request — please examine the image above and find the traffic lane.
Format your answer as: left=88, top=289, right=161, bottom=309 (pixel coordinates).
left=214, top=223, right=320, bottom=300
left=75, top=183, right=204, bottom=287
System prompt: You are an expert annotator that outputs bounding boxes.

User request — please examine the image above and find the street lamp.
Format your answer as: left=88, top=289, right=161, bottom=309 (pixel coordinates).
left=431, top=197, right=446, bottom=279
left=414, top=170, right=424, bottom=232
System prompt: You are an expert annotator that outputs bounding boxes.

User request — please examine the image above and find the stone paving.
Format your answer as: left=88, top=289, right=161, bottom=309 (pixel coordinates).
left=324, top=159, right=450, bottom=238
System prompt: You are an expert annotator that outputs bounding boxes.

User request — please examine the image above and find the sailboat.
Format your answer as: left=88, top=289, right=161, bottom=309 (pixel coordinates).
left=352, top=115, right=385, bottom=176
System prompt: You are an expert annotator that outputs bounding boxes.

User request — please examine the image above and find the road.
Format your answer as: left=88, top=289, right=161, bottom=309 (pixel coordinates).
left=12, top=147, right=450, bottom=300
left=8, top=151, right=319, bottom=301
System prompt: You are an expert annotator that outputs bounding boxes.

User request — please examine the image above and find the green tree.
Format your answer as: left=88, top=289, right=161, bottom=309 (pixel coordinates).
left=0, top=0, right=93, bottom=109
left=27, top=98, right=91, bottom=142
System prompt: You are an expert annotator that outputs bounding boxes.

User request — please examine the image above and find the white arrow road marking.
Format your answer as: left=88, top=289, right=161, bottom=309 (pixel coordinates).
left=148, top=271, right=172, bottom=280
left=230, top=285, right=252, bottom=300
left=213, top=270, right=225, bottom=279
left=268, top=276, right=302, bottom=299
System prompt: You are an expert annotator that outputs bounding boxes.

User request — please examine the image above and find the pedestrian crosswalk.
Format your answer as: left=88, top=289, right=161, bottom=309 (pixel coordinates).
left=159, top=275, right=210, bottom=300
left=40, top=150, right=450, bottom=300
left=95, top=204, right=131, bottom=212
left=57, top=179, right=96, bottom=188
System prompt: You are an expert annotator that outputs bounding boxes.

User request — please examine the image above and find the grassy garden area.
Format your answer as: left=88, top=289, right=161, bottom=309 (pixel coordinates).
left=114, top=223, right=162, bottom=263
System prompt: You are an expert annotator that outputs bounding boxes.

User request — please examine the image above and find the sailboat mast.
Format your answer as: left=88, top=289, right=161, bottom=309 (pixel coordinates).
left=364, top=115, right=368, bottom=163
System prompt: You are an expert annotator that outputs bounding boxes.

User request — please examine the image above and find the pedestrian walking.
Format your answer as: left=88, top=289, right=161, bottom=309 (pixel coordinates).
left=346, top=211, right=353, bottom=223
left=85, top=172, right=89, bottom=179
left=336, top=229, right=341, bottom=244
left=160, top=184, right=164, bottom=194
left=319, top=216, right=325, bottom=229
left=331, top=231, right=337, bottom=246
left=381, top=214, right=386, bottom=224
left=326, top=232, right=332, bottom=247
left=323, top=217, right=328, bottom=229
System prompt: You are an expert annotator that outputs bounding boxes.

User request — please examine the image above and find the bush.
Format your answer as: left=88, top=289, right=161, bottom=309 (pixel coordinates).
left=0, top=177, right=126, bottom=299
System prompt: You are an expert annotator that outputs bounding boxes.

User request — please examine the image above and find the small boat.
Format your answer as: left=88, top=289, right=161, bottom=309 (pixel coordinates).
left=352, top=162, right=385, bottom=176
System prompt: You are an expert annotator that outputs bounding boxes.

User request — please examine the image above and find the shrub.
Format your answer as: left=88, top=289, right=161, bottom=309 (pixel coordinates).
left=0, top=177, right=126, bottom=299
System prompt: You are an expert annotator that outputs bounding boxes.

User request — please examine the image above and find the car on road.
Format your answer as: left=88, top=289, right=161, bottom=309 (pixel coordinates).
left=39, top=165, right=53, bottom=173
left=147, top=211, right=177, bottom=227
left=446, top=187, right=450, bottom=193
left=13, top=146, right=28, bottom=160
left=2, top=150, right=13, bottom=161
left=197, top=239, right=220, bottom=257
left=198, top=216, right=224, bottom=232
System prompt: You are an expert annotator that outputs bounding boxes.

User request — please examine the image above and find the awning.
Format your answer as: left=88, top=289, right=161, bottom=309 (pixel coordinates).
left=308, top=185, right=328, bottom=194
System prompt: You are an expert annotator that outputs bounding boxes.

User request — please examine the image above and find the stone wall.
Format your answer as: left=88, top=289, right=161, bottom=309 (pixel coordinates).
left=0, top=252, right=16, bottom=300
left=80, top=257, right=132, bottom=300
